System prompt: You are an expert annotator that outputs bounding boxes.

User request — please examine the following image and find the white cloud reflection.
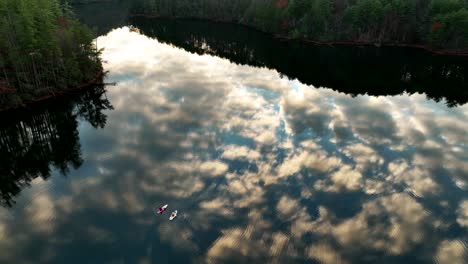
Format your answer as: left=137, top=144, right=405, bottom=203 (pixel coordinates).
left=435, top=240, right=468, bottom=264
left=457, top=200, right=468, bottom=228
left=0, top=27, right=467, bottom=263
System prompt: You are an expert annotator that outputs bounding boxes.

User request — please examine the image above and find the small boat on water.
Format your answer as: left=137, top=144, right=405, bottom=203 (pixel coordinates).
left=169, top=210, right=178, bottom=221
left=157, top=204, right=168, bottom=214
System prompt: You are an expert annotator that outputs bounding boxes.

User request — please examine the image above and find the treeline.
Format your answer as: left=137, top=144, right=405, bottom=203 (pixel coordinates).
left=130, top=0, right=468, bottom=50
left=0, top=0, right=103, bottom=109
left=64, top=0, right=112, bottom=3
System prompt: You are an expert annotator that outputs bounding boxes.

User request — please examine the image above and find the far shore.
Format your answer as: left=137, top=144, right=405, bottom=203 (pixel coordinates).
left=129, top=14, right=468, bottom=57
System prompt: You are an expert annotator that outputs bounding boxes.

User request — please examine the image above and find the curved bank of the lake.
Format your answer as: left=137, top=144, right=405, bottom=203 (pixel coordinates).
left=0, top=71, right=107, bottom=112
left=130, top=14, right=468, bottom=57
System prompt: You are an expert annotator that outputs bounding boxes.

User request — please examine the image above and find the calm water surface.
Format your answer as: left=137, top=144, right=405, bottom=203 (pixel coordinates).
left=0, top=26, right=467, bottom=263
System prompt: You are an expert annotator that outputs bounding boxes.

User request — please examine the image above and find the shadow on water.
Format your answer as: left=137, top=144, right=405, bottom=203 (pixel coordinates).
left=72, top=2, right=468, bottom=106
left=129, top=17, right=468, bottom=107
left=73, top=0, right=132, bottom=36
left=0, top=83, right=113, bottom=207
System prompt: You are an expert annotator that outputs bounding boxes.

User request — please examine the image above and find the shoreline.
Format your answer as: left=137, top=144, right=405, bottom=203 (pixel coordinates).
left=0, top=70, right=108, bottom=112
left=129, top=14, right=468, bottom=57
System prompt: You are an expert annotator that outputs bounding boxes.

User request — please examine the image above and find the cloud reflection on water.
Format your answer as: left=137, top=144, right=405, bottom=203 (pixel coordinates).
left=1, top=27, right=467, bottom=263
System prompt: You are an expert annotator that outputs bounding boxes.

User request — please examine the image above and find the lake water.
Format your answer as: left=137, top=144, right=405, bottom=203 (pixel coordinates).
left=0, top=14, right=467, bottom=264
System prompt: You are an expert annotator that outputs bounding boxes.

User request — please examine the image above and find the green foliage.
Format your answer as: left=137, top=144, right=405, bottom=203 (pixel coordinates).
left=0, top=0, right=102, bottom=109
left=430, top=9, right=468, bottom=48
left=129, top=0, right=468, bottom=49
left=344, top=0, right=384, bottom=38
left=287, top=0, right=310, bottom=21
left=430, top=0, right=466, bottom=15
left=244, top=1, right=285, bottom=32
left=287, top=0, right=332, bottom=39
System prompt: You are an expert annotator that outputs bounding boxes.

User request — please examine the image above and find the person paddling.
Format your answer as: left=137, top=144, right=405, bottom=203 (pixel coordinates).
left=157, top=204, right=168, bottom=214
left=169, top=210, right=178, bottom=221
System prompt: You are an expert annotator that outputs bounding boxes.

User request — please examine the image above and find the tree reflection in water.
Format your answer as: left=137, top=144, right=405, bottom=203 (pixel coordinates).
left=0, top=84, right=113, bottom=207
left=130, top=17, right=468, bottom=107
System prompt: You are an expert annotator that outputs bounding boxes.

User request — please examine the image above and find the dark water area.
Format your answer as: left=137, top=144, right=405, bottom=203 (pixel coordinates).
left=74, top=0, right=131, bottom=36
left=0, top=4, right=467, bottom=264
left=130, top=17, right=468, bottom=107
left=0, top=85, right=112, bottom=207
left=75, top=2, right=468, bottom=107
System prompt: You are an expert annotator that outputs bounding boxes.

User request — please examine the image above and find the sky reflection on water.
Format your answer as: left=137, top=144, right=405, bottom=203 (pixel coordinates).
left=0, top=27, right=467, bottom=264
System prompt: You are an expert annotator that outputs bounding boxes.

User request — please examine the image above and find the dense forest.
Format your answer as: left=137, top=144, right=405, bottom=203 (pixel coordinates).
left=0, top=0, right=103, bottom=110
left=130, top=0, right=468, bottom=50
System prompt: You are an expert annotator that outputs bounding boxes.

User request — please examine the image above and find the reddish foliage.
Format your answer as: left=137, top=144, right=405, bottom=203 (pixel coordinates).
left=281, top=21, right=289, bottom=30
left=432, top=22, right=442, bottom=31
left=275, top=0, right=288, bottom=9
left=57, top=16, right=69, bottom=28
left=0, top=84, right=16, bottom=94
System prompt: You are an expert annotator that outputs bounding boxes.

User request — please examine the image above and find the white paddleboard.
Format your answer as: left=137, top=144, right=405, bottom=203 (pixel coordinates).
left=169, top=210, right=178, bottom=221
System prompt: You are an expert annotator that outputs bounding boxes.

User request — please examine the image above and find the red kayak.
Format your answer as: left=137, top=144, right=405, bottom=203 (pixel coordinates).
left=157, top=204, right=168, bottom=214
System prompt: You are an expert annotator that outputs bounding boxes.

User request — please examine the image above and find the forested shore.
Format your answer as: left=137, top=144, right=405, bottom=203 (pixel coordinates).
left=0, top=0, right=103, bottom=110
left=130, top=0, right=468, bottom=53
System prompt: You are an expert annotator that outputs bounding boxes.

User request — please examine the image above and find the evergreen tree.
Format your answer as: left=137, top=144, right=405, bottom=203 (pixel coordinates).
left=128, top=0, right=468, bottom=50
left=0, top=0, right=103, bottom=109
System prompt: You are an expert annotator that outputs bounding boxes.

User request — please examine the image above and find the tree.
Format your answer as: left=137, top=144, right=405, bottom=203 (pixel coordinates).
left=127, top=0, right=468, bottom=49
left=430, top=0, right=466, bottom=15
left=0, top=0, right=102, bottom=109
left=430, top=9, right=468, bottom=48
left=344, top=0, right=385, bottom=41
